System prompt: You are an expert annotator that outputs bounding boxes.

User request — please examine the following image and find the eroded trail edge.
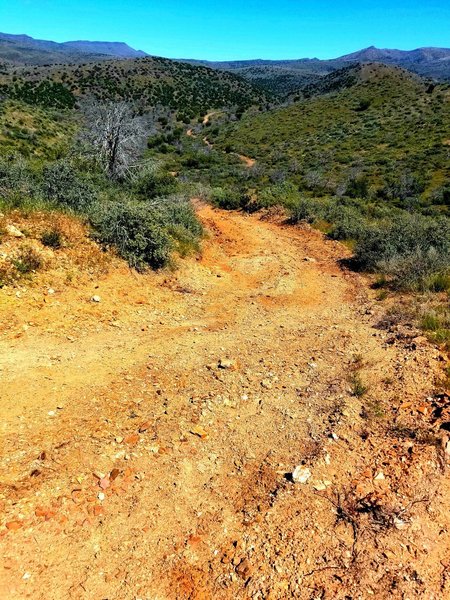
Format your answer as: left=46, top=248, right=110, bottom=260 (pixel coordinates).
left=0, top=205, right=449, bottom=599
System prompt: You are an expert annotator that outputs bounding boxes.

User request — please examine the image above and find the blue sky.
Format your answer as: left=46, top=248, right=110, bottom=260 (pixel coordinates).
left=1, top=0, right=449, bottom=60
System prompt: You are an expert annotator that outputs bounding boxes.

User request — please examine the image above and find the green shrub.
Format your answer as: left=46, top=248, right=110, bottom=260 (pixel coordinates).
left=91, top=200, right=172, bottom=270
left=132, top=163, right=178, bottom=199
left=42, top=160, right=95, bottom=211
left=326, top=205, right=366, bottom=241
left=289, top=197, right=325, bottom=224
left=210, top=187, right=243, bottom=210
left=354, top=214, right=450, bottom=289
left=41, top=228, right=62, bottom=249
left=90, top=195, right=202, bottom=270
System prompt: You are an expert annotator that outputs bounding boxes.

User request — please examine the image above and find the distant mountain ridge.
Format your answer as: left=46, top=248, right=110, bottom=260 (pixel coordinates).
left=0, top=32, right=147, bottom=64
left=181, top=46, right=450, bottom=91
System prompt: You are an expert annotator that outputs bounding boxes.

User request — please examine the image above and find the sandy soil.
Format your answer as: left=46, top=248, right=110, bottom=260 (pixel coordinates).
left=0, top=205, right=449, bottom=599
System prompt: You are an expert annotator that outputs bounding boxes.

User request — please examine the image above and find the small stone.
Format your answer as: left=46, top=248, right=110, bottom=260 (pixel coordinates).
left=374, top=471, right=385, bottom=481
left=218, top=359, right=235, bottom=370
left=261, top=379, right=272, bottom=389
left=190, top=425, right=209, bottom=440
left=313, top=482, right=327, bottom=491
left=124, top=433, right=140, bottom=446
left=22, top=572, right=31, bottom=580
left=91, top=295, right=101, bottom=303
left=115, top=436, right=124, bottom=443
left=98, top=492, right=105, bottom=501
left=48, top=410, right=56, bottom=417
left=6, top=521, right=23, bottom=531
left=47, top=288, right=55, bottom=295
left=292, top=465, right=312, bottom=484
left=99, top=477, right=110, bottom=490
left=393, top=517, right=408, bottom=530
left=6, top=224, right=24, bottom=238
left=139, top=421, right=152, bottom=433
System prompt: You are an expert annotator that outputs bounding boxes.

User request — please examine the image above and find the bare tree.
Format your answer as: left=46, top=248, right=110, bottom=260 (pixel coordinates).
left=81, top=101, right=148, bottom=179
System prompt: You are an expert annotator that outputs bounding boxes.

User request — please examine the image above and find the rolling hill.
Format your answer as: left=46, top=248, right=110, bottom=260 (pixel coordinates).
left=0, top=55, right=270, bottom=115
left=210, top=63, right=450, bottom=206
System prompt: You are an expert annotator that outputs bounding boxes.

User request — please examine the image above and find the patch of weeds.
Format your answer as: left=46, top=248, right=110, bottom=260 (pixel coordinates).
left=350, top=373, right=368, bottom=397
left=41, top=228, right=62, bottom=249
left=375, top=289, right=389, bottom=301
left=13, top=246, right=42, bottom=274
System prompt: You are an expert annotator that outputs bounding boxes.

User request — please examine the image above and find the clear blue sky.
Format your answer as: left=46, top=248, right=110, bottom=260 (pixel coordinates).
left=1, top=0, right=449, bottom=60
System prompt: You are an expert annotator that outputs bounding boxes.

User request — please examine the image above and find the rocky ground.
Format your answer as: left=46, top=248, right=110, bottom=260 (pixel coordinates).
left=0, top=204, right=449, bottom=599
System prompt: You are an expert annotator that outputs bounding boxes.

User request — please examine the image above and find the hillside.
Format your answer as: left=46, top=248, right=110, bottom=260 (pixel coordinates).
left=211, top=63, right=450, bottom=205
left=0, top=56, right=270, bottom=115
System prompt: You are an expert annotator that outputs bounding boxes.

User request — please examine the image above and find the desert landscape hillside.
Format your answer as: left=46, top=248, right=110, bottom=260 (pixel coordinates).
left=0, top=18, right=449, bottom=600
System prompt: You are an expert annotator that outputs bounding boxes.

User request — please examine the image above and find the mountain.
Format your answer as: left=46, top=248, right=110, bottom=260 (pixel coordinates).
left=339, top=45, right=450, bottom=63
left=61, top=41, right=146, bottom=58
left=181, top=46, right=450, bottom=95
left=0, top=32, right=147, bottom=65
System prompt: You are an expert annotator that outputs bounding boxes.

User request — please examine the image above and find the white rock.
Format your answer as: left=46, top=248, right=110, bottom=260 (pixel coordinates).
left=91, top=295, right=101, bottom=303
left=6, top=224, right=24, bottom=238
left=292, top=465, right=312, bottom=484
left=219, top=358, right=235, bottom=369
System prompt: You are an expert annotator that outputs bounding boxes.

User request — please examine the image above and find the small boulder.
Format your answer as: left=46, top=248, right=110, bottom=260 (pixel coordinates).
left=292, top=465, right=312, bottom=484
left=218, top=358, right=235, bottom=370
left=6, top=224, right=24, bottom=238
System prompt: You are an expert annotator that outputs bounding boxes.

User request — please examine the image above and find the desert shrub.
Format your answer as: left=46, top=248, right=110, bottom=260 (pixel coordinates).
left=326, top=205, right=366, bottom=241
left=42, top=160, right=96, bottom=211
left=41, top=228, right=62, bottom=249
left=289, top=197, right=326, bottom=224
left=91, top=200, right=172, bottom=270
left=90, top=195, right=201, bottom=270
left=254, top=181, right=300, bottom=211
left=210, top=187, right=243, bottom=210
left=152, top=194, right=203, bottom=239
left=13, top=246, right=42, bottom=274
left=0, top=156, right=40, bottom=206
left=131, top=163, right=178, bottom=199
left=354, top=214, right=450, bottom=289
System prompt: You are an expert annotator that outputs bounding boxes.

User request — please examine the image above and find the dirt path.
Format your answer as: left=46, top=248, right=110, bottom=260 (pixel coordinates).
left=186, top=114, right=255, bottom=167
left=0, top=205, right=449, bottom=599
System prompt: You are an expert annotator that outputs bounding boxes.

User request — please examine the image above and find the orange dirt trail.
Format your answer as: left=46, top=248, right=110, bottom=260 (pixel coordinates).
left=0, top=205, right=449, bottom=599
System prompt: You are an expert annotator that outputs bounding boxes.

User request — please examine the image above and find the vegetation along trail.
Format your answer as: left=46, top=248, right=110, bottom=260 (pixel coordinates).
left=1, top=204, right=449, bottom=599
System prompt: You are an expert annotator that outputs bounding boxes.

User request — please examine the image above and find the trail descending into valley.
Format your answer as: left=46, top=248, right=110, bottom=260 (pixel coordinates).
left=0, top=205, right=449, bottom=599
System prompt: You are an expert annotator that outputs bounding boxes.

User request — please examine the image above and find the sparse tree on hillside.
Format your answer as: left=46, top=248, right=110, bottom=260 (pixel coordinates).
left=81, top=101, right=148, bottom=179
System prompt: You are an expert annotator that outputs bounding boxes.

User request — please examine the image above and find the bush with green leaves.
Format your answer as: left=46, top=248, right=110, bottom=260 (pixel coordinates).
left=210, top=187, right=243, bottom=210
left=326, top=204, right=367, bottom=241
left=0, top=156, right=40, bottom=207
left=354, top=213, right=450, bottom=289
left=289, top=197, right=326, bottom=224
left=42, top=160, right=96, bottom=211
left=90, top=194, right=202, bottom=270
left=131, top=163, right=178, bottom=199
left=90, top=200, right=172, bottom=270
